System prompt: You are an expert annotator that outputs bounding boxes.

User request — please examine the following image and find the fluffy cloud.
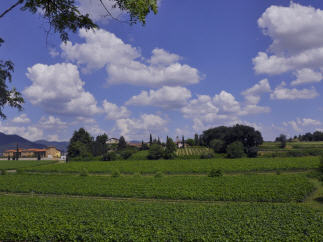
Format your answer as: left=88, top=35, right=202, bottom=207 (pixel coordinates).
left=39, top=116, right=68, bottom=130
left=181, top=89, right=270, bottom=132
left=12, top=114, right=31, bottom=124
left=291, top=68, right=322, bottom=86
left=116, top=114, right=168, bottom=140
left=61, top=29, right=202, bottom=87
left=102, top=100, right=130, bottom=120
left=270, top=82, right=319, bottom=100
left=254, top=3, right=323, bottom=75
left=126, top=86, right=191, bottom=109
left=283, top=118, right=322, bottom=132
left=24, top=63, right=101, bottom=117
left=242, top=79, right=271, bottom=104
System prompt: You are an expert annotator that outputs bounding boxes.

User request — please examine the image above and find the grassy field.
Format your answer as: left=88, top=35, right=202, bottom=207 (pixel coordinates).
left=0, top=173, right=314, bottom=202
left=0, top=160, right=56, bottom=170
left=24, top=156, right=320, bottom=174
left=0, top=196, right=322, bottom=241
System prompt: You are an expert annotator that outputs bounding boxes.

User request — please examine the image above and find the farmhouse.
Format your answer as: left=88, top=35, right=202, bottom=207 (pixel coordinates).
left=4, top=147, right=61, bottom=159
left=106, top=138, right=119, bottom=145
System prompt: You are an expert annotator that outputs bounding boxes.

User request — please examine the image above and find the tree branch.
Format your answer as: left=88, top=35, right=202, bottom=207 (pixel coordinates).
left=99, top=0, right=126, bottom=23
left=0, top=0, right=24, bottom=18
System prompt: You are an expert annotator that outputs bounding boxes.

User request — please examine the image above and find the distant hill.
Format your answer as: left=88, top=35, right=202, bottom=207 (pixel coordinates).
left=35, top=140, right=69, bottom=152
left=0, top=132, right=47, bottom=153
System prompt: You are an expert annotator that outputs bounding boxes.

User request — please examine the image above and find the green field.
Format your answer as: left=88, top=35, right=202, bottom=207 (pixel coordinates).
left=0, top=196, right=322, bottom=241
left=24, top=156, right=320, bottom=174
left=0, top=160, right=56, bottom=170
left=0, top=173, right=315, bottom=202
left=0, top=155, right=322, bottom=240
left=176, top=147, right=212, bottom=157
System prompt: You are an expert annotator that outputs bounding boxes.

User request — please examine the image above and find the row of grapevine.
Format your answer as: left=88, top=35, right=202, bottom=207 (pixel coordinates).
left=0, top=173, right=315, bottom=202
left=24, top=156, right=320, bottom=174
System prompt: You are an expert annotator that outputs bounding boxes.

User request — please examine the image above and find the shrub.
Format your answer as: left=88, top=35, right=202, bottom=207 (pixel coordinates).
left=112, top=170, right=121, bottom=178
left=133, top=172, right=141, bottom=177
left=0, top=169, right=6, bottom=175
left=210, top=139, right=225, bottom=153
left=247, top=146, right=258, bottom=158
left=200, top=152, right=215, bottom=159
left=208, top=169, right=223, bottom=177
left=276, top=170, right=281, bottom=175
left=154, top=171, right=164, bottom=178
left=102, top=152, right=117, bottom=161
left=226, top=141, right=245, bottom=158
left=147, top=144, right=164, bottom=160
left=80, top=168, right=88, bottom=177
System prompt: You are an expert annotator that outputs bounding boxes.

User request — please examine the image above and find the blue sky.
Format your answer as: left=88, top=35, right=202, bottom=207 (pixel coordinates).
left=1, top=0, right=323, bottom=141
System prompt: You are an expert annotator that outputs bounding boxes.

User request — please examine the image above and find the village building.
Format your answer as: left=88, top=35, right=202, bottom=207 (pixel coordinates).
left=4, top=147, right=61, bottom=159
left=106, top=138, right=119, bottom=145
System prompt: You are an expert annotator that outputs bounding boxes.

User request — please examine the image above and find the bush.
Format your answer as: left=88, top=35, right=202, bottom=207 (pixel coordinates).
left=119, top=149, right=135, bottom=160
left=247, top=146, right=258, bottom=158
left=147, top=144, right=164, bottom=160
left=80, top=168, right=88, bottom=177
left=112, top=170, right=121, bottom=178
left=208, top=169, right=222, bottom=177
left=154, top=171, right=164, bottom=178
left=276, top=170, right=281, bottom=175
left=200, top=152, right=215, bottom=159
left=102, top=152, right=117, bottom=161
left=0, top=169, right=6, bottom=175
left=226, top=141, right=245, bottom=158
left=210, top=139, right=225, bottom=153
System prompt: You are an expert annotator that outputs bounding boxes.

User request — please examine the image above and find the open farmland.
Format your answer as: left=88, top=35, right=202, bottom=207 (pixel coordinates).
left=0, top=173, right=315, bottom=202
left=24, top=156, right=320, bottom=174
left=0, top=196, right=322, bottom=241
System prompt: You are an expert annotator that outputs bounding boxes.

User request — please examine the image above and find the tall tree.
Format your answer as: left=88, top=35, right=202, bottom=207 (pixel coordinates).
left=194, top=133, right=199, bottom=146
left=68, top=128, right=93, bottom=158
left=0, top=0, right=158, bottom=119
left=164, top=137, right=176, bottom=159
left=118, top=136, right=127, bottom=150
left=92, top=133, right=108, bottom=156
left=149, top=133, right=153, bottom=145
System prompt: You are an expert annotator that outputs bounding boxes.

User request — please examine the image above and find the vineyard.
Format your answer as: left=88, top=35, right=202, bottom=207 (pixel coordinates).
left=0, top=196, right=322, bottom=241
left=0, top=160, right=56, bottom=170
left=176, top=147, right=212, bottom=157
left=0, top=173, right=315, bottom=202
left=0, top=156, right=322, bottom=240
left=24, top=156, right=320, bottom=174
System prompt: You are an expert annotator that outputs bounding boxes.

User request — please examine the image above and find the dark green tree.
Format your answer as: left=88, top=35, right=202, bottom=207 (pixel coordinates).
left=92, top=133, right=108, bottom=156
left=118, top=136, right=127, bottom=150
left=182, top=136, right=185, bottom=148
left=68, top=128, right=93, bottom=158
left=194, top=133, right=199, bottom=146
left=210, top=139, right=225, bottom=153
left=147, top=144, right=164, bottom=160
left=164, top=137, right=176, bottom=159
left=186, top=138, right=194, bottom=146
left=276, top=134, right=287, bottom=148
left=149, top=133, right=153, bottom=145
left=0, top=0, right=158, bottom=119
left=226, top=141, right=245, bottom=158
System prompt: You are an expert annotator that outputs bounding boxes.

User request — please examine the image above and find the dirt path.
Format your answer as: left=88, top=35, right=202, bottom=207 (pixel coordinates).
left=304, top=178, right=323, bottom=213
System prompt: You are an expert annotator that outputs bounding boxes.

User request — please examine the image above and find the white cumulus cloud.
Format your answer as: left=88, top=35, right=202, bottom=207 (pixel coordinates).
left=126, top=86, right=191, bottom=109
left=270, top=82, right=319, bottom=100
left=102, top=100, right=130, bottom=120
left=61, top=29, right=202, bottom=87
left=24, top=63, right=101, bottom=117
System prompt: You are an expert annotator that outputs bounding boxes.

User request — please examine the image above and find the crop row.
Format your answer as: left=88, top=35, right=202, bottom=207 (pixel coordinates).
left=176, top=147, right=210, bottom=156
left=0, top=160, right=56, bottom=170
left=0, top=195, right=322, bottom=241
left=24, top=156, right=320, bottom=174
left=0, top=173, right=315, bottom=202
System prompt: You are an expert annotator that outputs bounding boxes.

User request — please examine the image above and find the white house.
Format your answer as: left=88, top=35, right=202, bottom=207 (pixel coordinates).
left=106, top=138, right=119, bottom=145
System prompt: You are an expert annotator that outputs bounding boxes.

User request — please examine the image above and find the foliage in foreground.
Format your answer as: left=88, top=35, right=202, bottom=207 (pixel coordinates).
left=0, top=196, right=322, bottom=241
left=0, top=173, right=314, bottom=202
left=24, top=156, right=320, bottom=174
